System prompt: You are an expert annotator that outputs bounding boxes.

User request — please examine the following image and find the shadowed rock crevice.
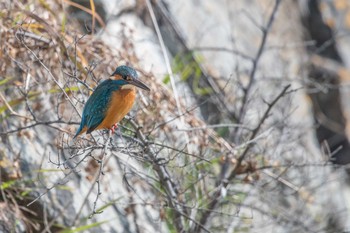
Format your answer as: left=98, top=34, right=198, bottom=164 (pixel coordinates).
left=301, top=0, right=350, bottom=165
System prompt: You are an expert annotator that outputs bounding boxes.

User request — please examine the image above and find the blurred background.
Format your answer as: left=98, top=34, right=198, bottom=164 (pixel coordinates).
left=1, top=0, right=350, bottom=232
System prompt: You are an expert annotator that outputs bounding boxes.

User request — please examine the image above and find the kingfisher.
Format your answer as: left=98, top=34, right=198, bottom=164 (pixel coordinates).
left=73, top=65, right=150, bottom=138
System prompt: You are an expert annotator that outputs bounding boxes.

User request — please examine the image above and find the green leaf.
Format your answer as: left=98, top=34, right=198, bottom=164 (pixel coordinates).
left=163, top=75, right=170, bottom=84
left=34, top=169, right=63, bottom=173
left=0, top=77, right=12, bottom=86
left=60, top=220, right=109, bottom=233
left=0, top=180, right=17, bottom=190
left=20, top=190, right=31, bottom=197
left=0, top=86, right=79, bottom=115
left=61, top=14, right=67, bottom=33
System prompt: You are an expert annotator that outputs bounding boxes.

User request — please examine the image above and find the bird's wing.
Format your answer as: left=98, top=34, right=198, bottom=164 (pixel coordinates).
left=82, top=80, right=114, bottom=133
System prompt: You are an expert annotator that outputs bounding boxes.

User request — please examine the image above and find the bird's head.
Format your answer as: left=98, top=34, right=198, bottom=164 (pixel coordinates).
left=111, top=65, right=150, bottom=91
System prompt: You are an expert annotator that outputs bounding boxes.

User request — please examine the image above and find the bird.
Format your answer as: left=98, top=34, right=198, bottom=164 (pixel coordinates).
left=73, top=65, right=150, bottom=138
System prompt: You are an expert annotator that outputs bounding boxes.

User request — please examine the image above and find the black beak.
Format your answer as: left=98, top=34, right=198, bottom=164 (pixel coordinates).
left=129, top=78, right=150, bottom=91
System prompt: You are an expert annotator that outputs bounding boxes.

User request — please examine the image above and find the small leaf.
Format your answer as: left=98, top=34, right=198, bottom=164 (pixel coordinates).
left=163, top=75, right=170, bottom=84
left=0, top=180, right=17, bottom=190
left=60, top=220, right=109, bottom=233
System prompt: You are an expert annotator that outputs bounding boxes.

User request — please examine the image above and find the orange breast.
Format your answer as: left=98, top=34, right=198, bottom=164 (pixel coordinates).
left=96, top=88, right=136, bottom=130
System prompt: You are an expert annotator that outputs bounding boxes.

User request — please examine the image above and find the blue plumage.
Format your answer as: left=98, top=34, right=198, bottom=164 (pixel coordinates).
left=113, top=66, right=137, bottom=79
left=74, top=79, right=128, bottom=138
left=73, top=65, right=150, bottom=138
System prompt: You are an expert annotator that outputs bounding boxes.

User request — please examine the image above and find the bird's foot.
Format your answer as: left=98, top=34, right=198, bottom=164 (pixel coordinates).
left=110, top=123, right=118, bottom=134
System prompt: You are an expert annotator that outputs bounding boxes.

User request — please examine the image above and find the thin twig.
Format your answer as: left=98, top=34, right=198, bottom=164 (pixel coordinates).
left=193, top=84, right=290, bottom=232
left=15, top=30, right=51, bottom=44
left=191, top=46, right=253, bottom=61
left=230, top=84, right=291, bottom=179
left=63, top=0, right=105, bottom=28
left=0, top=91, right=33, bottom=120
left=0, top=120, right=79, bottom=136
left=19, top=38, right=81, bottom=117
left=236, top=0, right=282, bottom=124
left=89, top=130, right=112, bottom=217
left=128, top=119, right=187, bottom=232
left=89, top=0, right=96, bottom=34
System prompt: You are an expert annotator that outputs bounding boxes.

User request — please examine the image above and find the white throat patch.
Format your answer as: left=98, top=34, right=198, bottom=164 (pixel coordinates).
left=121, top=84, right=135, bottom=90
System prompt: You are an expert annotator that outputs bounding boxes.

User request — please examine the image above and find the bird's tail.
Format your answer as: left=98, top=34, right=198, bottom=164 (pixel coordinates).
left=73, top=124, right=84, bottom=139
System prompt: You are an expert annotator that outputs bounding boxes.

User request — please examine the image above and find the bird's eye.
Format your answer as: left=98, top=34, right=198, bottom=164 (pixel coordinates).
left=125, top=76, right=132, bottom=81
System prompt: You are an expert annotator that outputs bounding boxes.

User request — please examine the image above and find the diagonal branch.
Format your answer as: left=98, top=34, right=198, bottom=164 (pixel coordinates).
left=193, top=84, right=291, bottom=232
left=128, top=119, right=187, bottom=232
left=237, top=0, right=282, bottom=124
left=229, top=84, right=291, bottom=180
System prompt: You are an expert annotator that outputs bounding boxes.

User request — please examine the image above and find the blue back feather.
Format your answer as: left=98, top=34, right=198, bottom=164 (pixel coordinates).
left=73, top=79, right=128, bottom=138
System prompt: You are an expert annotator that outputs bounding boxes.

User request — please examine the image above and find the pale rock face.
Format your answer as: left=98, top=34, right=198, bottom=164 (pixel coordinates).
left=2, top=0, right=350, bottom=232
left=101, top=0, right=350, bottom=231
